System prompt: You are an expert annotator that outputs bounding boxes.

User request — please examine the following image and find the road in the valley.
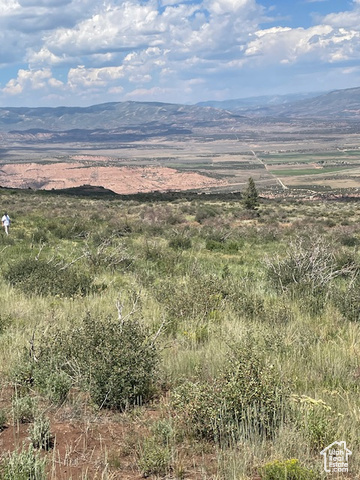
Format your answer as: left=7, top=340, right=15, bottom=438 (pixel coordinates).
left=251, top=150, right=288, bottom=190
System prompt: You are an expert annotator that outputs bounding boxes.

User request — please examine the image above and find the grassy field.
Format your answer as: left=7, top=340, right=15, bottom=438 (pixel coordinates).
left=257, top=149, right=360, bottom=190
left=0, top=186, right=360, bottom=479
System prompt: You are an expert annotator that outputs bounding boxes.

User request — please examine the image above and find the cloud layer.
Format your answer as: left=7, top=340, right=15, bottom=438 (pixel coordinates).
left=1, top=0, right=359, bottom=105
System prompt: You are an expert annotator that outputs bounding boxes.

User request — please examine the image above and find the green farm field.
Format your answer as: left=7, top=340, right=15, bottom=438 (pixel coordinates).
left=0, top=186, right=360, bottom=479
left=257, top=149, right=360, bottom=190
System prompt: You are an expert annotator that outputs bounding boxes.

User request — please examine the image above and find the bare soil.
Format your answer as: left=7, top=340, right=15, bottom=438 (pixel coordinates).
left=0, top=162, right=227, bottom=194
left=0, top=386, right=219, bottom=480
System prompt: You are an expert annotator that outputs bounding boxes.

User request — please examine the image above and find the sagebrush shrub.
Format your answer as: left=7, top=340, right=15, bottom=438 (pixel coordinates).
left=172, top=345, right=288, bottom=442
left=30, top=315, right=158, bottom=410
left=265, top=237, right=336, bottom=294
left=29, top=414, right=53, bottom=450
left=333, top=277, right=360, bottom=322
left=168, top=236, right=192, bottom=250
left=195, top=205, right=219, bottom=223
left=138, top=437, right=171, bottom=477
left=4, top=258, right=92, bottom=297
left=0, top=444, right=47, bottom=480
left=12, top=395, right=37, bottom=424
left=155, top=273, right=227, bottom=333
left=205, top=239, right=239, bottom=253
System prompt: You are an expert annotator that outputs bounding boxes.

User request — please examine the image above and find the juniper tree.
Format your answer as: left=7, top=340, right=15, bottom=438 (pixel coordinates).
left=242, top=177, right=259, bottom=210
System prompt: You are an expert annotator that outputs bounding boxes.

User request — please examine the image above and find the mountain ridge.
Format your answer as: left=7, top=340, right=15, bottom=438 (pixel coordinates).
left=198, top=87, right=360, bottom=118
left=0, top=86, right=359, bottom=145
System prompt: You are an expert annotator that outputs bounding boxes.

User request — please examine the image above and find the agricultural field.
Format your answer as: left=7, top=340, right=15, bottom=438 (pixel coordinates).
left=0, top=186, right=360, bottom=479
left=258, top=149, right=360, bottom=190
left=2, top=126, right=360, bottom=194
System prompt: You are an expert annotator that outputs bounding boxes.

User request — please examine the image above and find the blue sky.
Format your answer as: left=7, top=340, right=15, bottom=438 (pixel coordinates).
left=0, top=0, right=359, bottom=107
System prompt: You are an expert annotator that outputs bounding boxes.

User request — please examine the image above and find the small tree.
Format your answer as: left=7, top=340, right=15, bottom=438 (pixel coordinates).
left=242, top=177, right=259, bottom=210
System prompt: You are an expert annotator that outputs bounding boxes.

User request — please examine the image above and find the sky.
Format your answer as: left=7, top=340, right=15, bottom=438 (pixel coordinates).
left=0, top=0, right=359, bottom=107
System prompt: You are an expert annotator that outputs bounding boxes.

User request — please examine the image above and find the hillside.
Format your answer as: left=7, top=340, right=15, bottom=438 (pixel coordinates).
left=0, top=188, right=360, bottom=478
left=0, top=101, right=242, bottom=134
left=196, top=91, right=323, bottom=113
left=201, top=87, right=360, bottom=119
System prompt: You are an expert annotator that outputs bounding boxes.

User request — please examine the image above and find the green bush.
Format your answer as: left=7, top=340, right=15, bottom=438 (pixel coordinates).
left=0, top=444, right=47, bottom=480
left=4, top=258, right=92, bottom=297
left=46, top=219, right=89, bottom=239
left=31, top=228, right=49, bottom=244
left=339, top=234, right=358, bottom=247
left=30, top=315, right=158, bottom=410
left=292, top=394, right=335, bottom=451
left=34, top=369, right=72, bottom=405
left=155, top=273, right=227, bottom=333
left=12, top=395, right=37, bottom=424
left=195, top=205, right=219, bottom=223
left=29, top=414, right=53, bottom=450
left=138, top=437, right=171, bottom=477
left=172, top=345, right=288, bottom=442
left=333, top=278, right=360, bottom=322
left=261, top=458, right=318, bottom=480
left=168, top=236, right=192, bottom=250
left=205, top=239, right=239, bottom=253
left=205, top=239, right=223, bottom=251
left=137, top=420, right=173, bottom=477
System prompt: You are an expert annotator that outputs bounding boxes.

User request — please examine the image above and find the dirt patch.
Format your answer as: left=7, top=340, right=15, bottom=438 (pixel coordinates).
left=0, top=385, right=218, bottom=480
left=0, top=406, right=218, bottom=480
left=0, top=162, right=227, bottom=194
left=1, top=412, right=145, bottom=479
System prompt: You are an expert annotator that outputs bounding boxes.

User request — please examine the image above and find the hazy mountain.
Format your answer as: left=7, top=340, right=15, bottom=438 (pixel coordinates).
left=0, top=101, right=242, bottom=134
left=0, top=86, right=360, bottom=146
left=196, top=92, right=324, bottom=113
left=267, top=87, right=360, bottom=118
left=199, top=87, right=360, bottom=119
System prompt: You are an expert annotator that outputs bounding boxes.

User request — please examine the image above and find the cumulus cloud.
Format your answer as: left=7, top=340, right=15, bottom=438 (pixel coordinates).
left=68, top=65, right=125, bottom=89
left=44, top=3, right=164, bottom=57
left=1, top=0, right=360, bottom=105
left=2, top=68, right=60, bottom=95
left=241, top=22, right=360, bottom=67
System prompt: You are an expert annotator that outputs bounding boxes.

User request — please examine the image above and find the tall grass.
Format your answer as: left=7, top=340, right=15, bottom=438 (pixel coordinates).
left=1, top=189, right=360, bottom=478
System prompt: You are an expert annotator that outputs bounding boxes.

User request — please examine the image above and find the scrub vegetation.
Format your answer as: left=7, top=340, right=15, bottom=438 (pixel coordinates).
left=0, top=187, right=359, bottom=479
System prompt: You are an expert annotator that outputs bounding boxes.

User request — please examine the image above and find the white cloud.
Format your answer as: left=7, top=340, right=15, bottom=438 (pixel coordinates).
left=27, top=47, right=66, bottom=66
left=2, top=68, right=56, bottom=94
left=241, top=23, right=360, bottom=67
left=125, top=86, right=175, bottom=101
left=321, top=1, right=360, bottom=28
left=205, top=0, right=259, bottom=15
left=0, top=0, right=20, bottom=14
left=44, top=3, right=163, bottom=57
left=68, top=65, right=125, bottom=89
left=2, top=0, right=360, bottom=105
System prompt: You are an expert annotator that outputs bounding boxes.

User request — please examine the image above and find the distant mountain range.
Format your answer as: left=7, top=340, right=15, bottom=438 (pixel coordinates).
left=198, top=87, right=360, bottom=118
left=0, top=86, right=359, bottom=144
left=196, top=91, right=324, bottom=112
left=0, top=101, right=242, bottom=133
